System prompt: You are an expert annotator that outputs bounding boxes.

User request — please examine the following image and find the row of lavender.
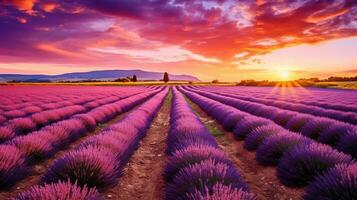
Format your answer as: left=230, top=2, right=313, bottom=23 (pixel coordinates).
left=10, top=88, right=168, bottom=200
left=0, top=88, right=163, bottom=189
left=0, top=92, right=144, bottom=144
left=164, top=87, right=256, bottom=200
left=193, top=86, right=357, bottom=125
left=0, top=86, right=160, bottom=110
left=180, top=87, right=357, bottom=200
left=185, top=87, right=357, bottom=159
left=0, top=86, right=141, bottom=108
left=195, top=86, right=357, bottom=113
left=0, top=86, right=151, bottom=125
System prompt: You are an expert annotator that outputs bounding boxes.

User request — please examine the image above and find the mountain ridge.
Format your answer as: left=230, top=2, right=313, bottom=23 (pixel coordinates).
left=0, top=69, right=200, bottom=82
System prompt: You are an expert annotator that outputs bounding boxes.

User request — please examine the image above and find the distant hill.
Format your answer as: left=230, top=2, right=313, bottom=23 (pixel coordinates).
left=0, top=69, right=200, bottom=82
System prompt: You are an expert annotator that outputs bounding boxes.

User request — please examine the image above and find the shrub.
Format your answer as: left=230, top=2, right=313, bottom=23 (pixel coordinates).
left=166, top=159, right=248, bottom=200
left=188, top=184, right=257, bottom=200
left=164, top=145, right=232, bottom=182
left=233, top=117, right=270, bottom=140
left=0, top=126, right=15, bottom=143
left=167, top=137, right=219, bottom=155
left=54, top=119, right=86, bottom=141
left=256, top=132, right=311, bottom=166
left=272, top=111, right=296, bottom=127
left=78, top=132, right=133, bottom=162
left=41, top=125, right=72, bottom=148
left=42, top=147, right=119, bottom=190
left=300, top=118, right=332, bottom=140
left=277, top=143, right=353, bottom=187
left=222, top=112, right=246, bottom=131
left=285, top=115, right=312, bottom=132
left=73, top=114, right=97, bottom=131
left=244, top=125, right=283, bottom=151
left=0, top=115, right=7, bottom=124
left=0, top=145, right=28, bottom=188
left=3, top=110, right=25, bottom=119
left=12, top=136, right=54, bottom=162
left=22, top=106, right=43, bottom=115
left=8, top=118, right=37, bottom=135
left=13, top=181, right=102, bottom=200
left=337, top=129, right=357, bottom=159
left=318, top=123, right=354, bottom=146
left=304, top=164, right=357, bottom=200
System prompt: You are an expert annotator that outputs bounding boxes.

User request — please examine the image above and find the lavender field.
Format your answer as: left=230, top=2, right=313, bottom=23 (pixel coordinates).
left=0, top=85, right=356, bottom=200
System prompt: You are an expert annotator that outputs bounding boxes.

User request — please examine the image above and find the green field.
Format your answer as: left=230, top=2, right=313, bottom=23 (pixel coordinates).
left=314, top=81, right=357, bottom=90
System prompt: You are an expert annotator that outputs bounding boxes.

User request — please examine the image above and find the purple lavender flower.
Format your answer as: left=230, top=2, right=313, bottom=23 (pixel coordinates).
left=167, top=137, right=219, bottom=155
left=42, top=147, right=119, bottom=190
left=8, top=118, right=37, bottom=135
left=0, top=145, right=28, bottom=188
left=188, top=184, right=257, bottom=200
left=0, top=115, right=6, bottom=124
left=244, top=125, right=283, bottom=151
left=12, top=135, right=54, bottom=162
left=222, top=111, right=246, bottom=131
left=0, top=126, right=15, bottom=143
left=318, top=123, right=354, bottom=146
left=256, top=131, right=312, bottom=166
left=304, top=163, right=357, bottom=200
left=3, top=110, right=26, bottom=119
left=164, top=145, right=232, bottom=182
left=73, top=114, right=97, bottom=131
left=285, top=115, right=313, bottom=132
left=301, top=118, right=332, bottom=140
left=233, top=117, right=270, bottom=140
left=337, top=129, right=357, bottom=159
left=13, top=181, right=102, bottom=200
left=22, top=106, right=43, bottom=115
left=272, top=111, right=296, bottom=127
left=166, top=159, right=248, bottom=200
left=277, top=143, right=353, bottom=187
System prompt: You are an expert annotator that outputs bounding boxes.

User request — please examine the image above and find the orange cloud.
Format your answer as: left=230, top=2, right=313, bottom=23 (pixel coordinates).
left=16, top=17, right=27, bottom=23
left=306, top=8, right=349, bottom=23
left=37, top=44, right=87, bottom=59
left=41, top=3, right=59, bottom=12
left=3, top=0, right=37, bottom=13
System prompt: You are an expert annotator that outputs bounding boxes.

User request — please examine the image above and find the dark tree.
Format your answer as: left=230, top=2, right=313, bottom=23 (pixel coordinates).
left=163, top=72, right=169, bottom=83
left=133, top=75, right=137, bottom=82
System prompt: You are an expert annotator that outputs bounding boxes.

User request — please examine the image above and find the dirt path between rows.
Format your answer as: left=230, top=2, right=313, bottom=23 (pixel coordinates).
left=104, top=92, right=171, bottom=200
left=185, top=97, right=304, bottom=200
left=0, top=108, right=133, bottom=200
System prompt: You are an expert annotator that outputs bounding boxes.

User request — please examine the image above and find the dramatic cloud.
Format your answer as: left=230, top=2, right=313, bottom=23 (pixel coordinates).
left=0, top=0, right=356, bottom=80
left=90, top=46, right=221, bottom=63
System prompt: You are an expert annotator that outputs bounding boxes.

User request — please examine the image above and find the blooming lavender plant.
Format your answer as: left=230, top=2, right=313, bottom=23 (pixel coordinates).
left=256, top=131, right=312, bottom=166
left=244, top=125, right=283, bottom=151
left=12, top=181, right=102, bottom=200
left=337, top=129, right=357, bottom=159
left=42, top=147, right=119, bottom=190
left=166, top=159, right=248, bottom=200
left=188, top=184, right=257, bottom=200
left=164, top=145, right=232, bottom=182
left=0, top=145, right=28, bottom=188
left=277, top=143, right=353, bottom=187
left=233, top=117, right=270, bottom=139
left=304, top=164, right=357, bottom=200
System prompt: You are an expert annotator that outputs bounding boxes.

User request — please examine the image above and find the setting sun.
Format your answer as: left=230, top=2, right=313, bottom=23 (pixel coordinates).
left=279, top=70, right=291, bottom=80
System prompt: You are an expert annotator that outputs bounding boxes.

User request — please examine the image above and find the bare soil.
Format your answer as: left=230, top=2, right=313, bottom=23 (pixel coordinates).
left=0, top=109, right=132, bottom=199
left=104, top=93, right=171, bottom=200
left=186, top=97, right=304, bottom=200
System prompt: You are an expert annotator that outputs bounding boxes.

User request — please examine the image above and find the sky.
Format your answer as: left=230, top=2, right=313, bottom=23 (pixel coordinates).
left=0, top=0, right=356, bottom=81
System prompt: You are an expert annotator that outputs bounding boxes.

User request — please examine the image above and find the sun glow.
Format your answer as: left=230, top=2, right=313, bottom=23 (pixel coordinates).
left=279, top=70, right=291, bottom=80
